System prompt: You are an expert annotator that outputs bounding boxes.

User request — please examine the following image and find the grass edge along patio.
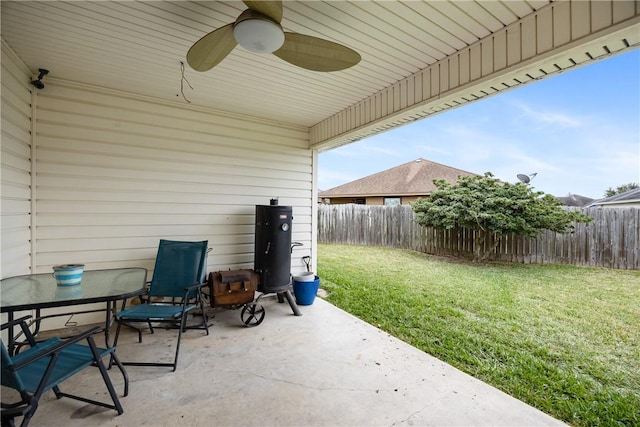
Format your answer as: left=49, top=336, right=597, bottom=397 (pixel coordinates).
left=318, top=243, right=640, bottom=427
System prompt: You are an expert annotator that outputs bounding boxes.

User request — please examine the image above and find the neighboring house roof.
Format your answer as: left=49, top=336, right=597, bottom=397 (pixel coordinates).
left=555, top=194, right=594, bottom=207
left=587, top=188, right=640, bottom=207
left=319, top=158, right=478, bottom=198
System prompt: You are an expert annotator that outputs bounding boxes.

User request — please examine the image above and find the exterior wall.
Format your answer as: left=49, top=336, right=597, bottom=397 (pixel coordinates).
left=368, top=197, right=425, bottom=205
left=1, top=43, right=32, bottom=278
left=596, top=202, right=640, bottom=208
left=323, top=197, right=366, bottom=205
left=323, top=195, right=427, bottom=205
left=400, top=196, right=423, bottom=205
left=31, top=81, right=313, bottom=276
left=1, top=43, right=316, bottom=326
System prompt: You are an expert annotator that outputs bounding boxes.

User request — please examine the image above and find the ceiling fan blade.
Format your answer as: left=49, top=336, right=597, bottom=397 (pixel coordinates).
left=243, top=0, right=283, bottom=23
left=186, top=23, right=237, bottom=72
left=273, top=33, right=361, bottom=72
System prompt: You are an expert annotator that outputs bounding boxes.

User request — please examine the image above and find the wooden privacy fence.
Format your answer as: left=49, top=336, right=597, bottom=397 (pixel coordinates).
left=317, top=204, right=640, bottom=270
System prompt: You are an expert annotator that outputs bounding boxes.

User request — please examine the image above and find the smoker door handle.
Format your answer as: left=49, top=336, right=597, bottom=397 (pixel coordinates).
left=265, top=242, right=271, bottom=254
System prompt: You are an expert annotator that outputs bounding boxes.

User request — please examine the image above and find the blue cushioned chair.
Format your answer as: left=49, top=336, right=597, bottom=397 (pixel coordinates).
left=113, top=239, right=210, bottom=371
left=1, top=316, right=127, bottom=427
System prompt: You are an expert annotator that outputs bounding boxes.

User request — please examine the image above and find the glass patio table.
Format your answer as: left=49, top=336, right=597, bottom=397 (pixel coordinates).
left=1, top=268, right=147, bottom=354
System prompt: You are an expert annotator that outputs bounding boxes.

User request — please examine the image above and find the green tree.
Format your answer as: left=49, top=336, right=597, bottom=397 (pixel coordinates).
left=604, top=182, right=639, bottom=198
left=411, top=172, right=593, bottom=261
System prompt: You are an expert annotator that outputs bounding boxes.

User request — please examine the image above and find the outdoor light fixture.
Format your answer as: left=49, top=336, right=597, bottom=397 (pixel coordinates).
left=30, top=68, right=49, bottom=90
left=517, top=172, right=538, bottom=184
left=233, top=10, right=284, bottom=54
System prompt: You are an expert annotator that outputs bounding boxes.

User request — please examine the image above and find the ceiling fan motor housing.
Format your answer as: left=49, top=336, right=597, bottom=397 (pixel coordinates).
left=233, top=9, right=284, bottom=54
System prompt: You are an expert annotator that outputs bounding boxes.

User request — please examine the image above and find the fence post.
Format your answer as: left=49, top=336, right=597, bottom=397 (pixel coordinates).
left=317, top=205, right=637, bottom=269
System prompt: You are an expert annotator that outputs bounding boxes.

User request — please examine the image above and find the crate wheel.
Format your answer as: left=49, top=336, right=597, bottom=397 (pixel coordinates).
left=241, top=303, right=265, bottom=327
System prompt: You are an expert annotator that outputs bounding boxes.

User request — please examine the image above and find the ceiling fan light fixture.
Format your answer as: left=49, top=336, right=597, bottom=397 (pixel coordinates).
left=233, top=17, right=284, bottom=54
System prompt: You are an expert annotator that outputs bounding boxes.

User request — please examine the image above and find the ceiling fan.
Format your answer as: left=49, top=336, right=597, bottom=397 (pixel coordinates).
left=186, top=0, right=361, bottom=72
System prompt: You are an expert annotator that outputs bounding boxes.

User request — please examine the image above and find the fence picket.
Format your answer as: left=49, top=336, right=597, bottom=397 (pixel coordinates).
left=318, top=205, right=639, bottom=270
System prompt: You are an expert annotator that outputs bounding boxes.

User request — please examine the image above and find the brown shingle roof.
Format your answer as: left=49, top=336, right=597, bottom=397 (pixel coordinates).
left=319, top=158, right=478, bottom=197
left=555, top=194, right=594, bottom=207
left=587, top=188, right=640, bottom=207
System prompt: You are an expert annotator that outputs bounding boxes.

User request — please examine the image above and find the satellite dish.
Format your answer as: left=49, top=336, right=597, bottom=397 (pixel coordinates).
left=517, top=173, right=537, bottom=184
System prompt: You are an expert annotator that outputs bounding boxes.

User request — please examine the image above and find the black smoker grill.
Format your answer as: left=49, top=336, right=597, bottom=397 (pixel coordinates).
left=204, top=199, right=301, bottom=327
left=253, top=199, right=301, bottom=316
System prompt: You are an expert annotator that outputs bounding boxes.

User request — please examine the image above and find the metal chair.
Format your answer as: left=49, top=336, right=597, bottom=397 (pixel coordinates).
left=113, top=239, right=210, bottom=371
left=1, top=316, right=127, bottom=427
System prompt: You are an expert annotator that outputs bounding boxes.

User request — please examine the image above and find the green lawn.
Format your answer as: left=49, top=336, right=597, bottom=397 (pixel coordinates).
left=317, top=244, right=640, bottom=427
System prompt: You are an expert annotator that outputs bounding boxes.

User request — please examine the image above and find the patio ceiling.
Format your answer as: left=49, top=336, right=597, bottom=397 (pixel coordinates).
left=2, top=1, right=639, bottom=150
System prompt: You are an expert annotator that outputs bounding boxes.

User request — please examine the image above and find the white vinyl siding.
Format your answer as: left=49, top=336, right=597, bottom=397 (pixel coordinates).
left=33, top=81, right=312, bottom=275
left=1, top=43, right=32, bottom=278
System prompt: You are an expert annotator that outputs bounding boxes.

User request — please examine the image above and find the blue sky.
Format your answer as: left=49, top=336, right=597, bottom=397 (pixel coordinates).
left=318, top=49, right=640, bottom=200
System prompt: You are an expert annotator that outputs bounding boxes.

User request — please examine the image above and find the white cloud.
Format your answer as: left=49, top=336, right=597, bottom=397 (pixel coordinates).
left=324, top=146, right=362, bottom=158
left=317, top=167, right=359, bottom=191
left=361, top=144, right=404, bottom=158
left=509, top=100, right=582, bottom=128
left=413, top=144, right=452, bottom=157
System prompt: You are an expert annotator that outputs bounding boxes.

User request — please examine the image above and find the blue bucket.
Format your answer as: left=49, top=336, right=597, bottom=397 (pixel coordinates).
left=52, top=264, right=84, bottom=286
left=293, top=275, right=320, bottom=306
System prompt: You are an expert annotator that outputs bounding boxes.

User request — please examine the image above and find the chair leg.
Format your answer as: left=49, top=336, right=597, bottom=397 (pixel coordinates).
left=19, top=401, right=37, bottom=427
left=19, top=413, right=33, bottom=427
left=95, top=361, right=123, bottom=415
left=199, top=297, right=210, bottom=336
left=109, top=321, right=123, bottom=370
left=87, top=337, right=123, bottom=415
left=109, top=352, right=129, bottom=397
left=172, top=313, right=190, bottom=372
left=112, top=320, right=123, bottom=349
left=52, top=386, right=63, bottom=399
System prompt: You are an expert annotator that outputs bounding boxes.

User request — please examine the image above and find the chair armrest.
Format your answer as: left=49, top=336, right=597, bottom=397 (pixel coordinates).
left=1, top=315, right=33, bottom=331
left=184, top=281, right=207, bottom=292
left=2, top=315, right=39, bottom=347
left=179, top=281, right=208, bottom=304
left=9, top=326, right=104, bottom=370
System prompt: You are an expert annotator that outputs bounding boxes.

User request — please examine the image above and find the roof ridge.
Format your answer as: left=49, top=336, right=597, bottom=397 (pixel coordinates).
left=319, top=158, right=479, bottom=197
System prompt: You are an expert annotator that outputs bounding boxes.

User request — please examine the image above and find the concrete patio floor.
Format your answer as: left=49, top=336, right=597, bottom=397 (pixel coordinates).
left=15, top=295, right=564, bottom=426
